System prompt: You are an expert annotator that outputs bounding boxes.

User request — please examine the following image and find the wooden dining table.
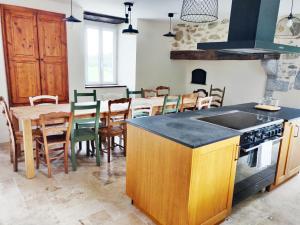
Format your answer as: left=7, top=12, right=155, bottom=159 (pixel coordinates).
left=11, top=96, right=196, bottom=179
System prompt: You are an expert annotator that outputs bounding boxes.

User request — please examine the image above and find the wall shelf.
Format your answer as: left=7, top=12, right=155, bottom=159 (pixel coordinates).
left=170, top=50, right=280, bottom=60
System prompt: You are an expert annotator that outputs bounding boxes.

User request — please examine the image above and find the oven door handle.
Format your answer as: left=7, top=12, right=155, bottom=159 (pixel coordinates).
left=241, top=137, right=283, bottom=153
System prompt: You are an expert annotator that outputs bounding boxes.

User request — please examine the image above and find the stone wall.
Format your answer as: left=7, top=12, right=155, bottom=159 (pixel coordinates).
left=172, top=18, right=300, bottom=99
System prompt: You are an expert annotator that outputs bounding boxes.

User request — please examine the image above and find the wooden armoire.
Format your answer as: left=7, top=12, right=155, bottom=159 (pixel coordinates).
left=0, top=4, right=69, bottom=106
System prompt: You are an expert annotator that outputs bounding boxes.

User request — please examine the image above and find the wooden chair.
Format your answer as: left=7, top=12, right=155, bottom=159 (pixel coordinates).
left=126, top=88, right=144, bottom=98
left=99, top=98, right=132, bottom=163
left=143, top=89, right=157, bottom=98
left=74, top=90, right=97, bottom=154
left=209, top=85, right=226, bottom=107
left=180, top=93, right=199, bottom=112
left=156, top=86, right=170, bottom=97
left=162, top=96, right=181, bottom=115
left=70, top=101, right=101, bottom=171
left=198, top=96, right=213, bottom=110
left=132, top=104, right=152, bottom=118
left=193, top=89, right=208, bottom=98
left=29, top=95, right=58, bottom=106
left=35, top=112, right=72, bottom=178
left=0, top=96, right=40, bottom=171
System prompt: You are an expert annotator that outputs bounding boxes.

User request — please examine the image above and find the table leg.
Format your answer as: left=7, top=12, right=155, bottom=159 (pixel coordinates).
left=22, top=119, right=35, bottom=179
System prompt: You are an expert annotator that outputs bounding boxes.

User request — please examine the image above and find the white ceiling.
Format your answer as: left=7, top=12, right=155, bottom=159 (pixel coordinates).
left=59, top=0, right=300, bottom=21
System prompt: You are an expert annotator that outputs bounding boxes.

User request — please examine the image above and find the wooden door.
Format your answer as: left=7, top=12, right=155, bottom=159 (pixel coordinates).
left=37, top=12, right=69, bottom=103
left=286, top=118, right=300, bottom=176
left=1, top=5, right=41, bottom=105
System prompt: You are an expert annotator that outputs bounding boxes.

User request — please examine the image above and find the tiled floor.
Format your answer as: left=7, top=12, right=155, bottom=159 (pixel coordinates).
left=0, top=143, right=300, bottom=225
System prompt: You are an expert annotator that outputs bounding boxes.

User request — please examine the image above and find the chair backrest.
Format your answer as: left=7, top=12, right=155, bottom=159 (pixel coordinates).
left=143, top=89, right=157, bottom=98
left=181, top=93, right=198, bottom=112
left=162, top=95, right=181, bottom=115
left=198, top=96, right=213, bottom=110
left=131, top=104, right=152, bottom=119
left=71, top=101, right=101, bottom=135
left=156, top=86, right=170, bottom=97
left=0, top=96, right=16, bottom=148
left=39, top=112, right=72, bottom=142
left=209, top=85, right=226, bottom=107
left=74, top=90, right=97, bottom=103
left=29, top=95, right=58, bottom=106
left=193, top=89, right=208, bottom=98
left=107, top=98, right=132, bottom=128
left=126, top=88, right=144, bottom=98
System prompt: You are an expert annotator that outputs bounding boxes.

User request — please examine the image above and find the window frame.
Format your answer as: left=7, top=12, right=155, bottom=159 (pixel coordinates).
left=84, top=20, right=118, bottom=86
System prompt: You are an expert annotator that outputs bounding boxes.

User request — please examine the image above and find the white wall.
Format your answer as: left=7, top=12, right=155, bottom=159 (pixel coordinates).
left=135, top=19, right=186, bottom=94
left=117, top=23, right=137, bottom=90
left=183, top=60, right=267, bottom=106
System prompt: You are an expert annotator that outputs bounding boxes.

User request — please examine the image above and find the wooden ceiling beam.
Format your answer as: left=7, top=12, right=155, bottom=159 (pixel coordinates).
left=170, top=50, right=281, bottom=60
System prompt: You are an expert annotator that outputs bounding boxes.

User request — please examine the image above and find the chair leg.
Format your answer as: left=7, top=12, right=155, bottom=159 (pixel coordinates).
left=86, top=141, right=90, bottom=157
left=44, top=145, right=52, bottom=178
left=13, top=144, right=19, bottom=172
left=123, top=132, right=127, bottom=157
left=64, top=143, right=69, bottom=174
left=95, top=138, right=100, bottom=166
left=36, top=142, right=40, bottom=169
left=71, top=140, right=77, bottom=171
left=10, top=143, right=13, bottom=164
left=107, top=137, right=111, bottom=163
left=91, top=141, right=95, bottom=157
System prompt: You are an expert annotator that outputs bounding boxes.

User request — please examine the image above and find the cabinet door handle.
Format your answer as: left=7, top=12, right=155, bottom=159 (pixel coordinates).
left=294, top=125, right=300, bottom=138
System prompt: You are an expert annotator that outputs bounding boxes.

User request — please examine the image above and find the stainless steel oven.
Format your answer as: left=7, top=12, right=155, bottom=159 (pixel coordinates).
left=233, top=126, right=283, bottom=205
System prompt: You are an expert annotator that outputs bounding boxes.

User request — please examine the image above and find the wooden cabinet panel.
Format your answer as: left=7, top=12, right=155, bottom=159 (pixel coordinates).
left=1, top=5, right=69, bottom=106
left=37, top=12, right=69, bottom=102
left=9, top=61, right=41, bottom=104
left=127, top=124, right=240, bottom=225
left=2, top=5, right=41, bottom=105
left=287, top=119, right=300, bottom=176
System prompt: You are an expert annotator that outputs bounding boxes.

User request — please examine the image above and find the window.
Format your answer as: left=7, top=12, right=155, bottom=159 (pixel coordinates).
left=85, top=21, right=117, bottom=86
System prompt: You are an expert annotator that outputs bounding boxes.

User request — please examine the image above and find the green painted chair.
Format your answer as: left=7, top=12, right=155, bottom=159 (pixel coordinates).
left=70, top=101, right=101, bottom=171
left=74, top=90, right=97, bottom=103
left=126, top=88, right=144, bottom=98
left=161, top=95, right=181, bottom=115
left=74, top=90, right=97, bottom=154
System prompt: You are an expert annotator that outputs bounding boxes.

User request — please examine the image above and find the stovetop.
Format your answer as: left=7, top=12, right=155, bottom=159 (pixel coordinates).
left=197, top=110, right=283, bottom=132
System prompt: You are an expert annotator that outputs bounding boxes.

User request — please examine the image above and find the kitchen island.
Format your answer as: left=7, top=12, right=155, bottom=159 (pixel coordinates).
left=126, top=103, right=300, bottom=225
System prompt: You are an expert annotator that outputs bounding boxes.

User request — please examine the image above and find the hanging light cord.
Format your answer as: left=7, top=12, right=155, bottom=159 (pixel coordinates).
left=71, top=0, right=73, bottom=15
left=290, top=0, right=294, bottom=15
left=169, top=17, right=172, bottom=32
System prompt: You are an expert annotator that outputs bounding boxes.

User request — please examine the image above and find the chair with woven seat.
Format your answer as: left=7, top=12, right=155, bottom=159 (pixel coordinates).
left=29, top=95, right=58, bottom=106
left=193, top=89, right=208, bottom=98
left=143, top=89, right=157, bottom=98
left=197, top=96, right=213, bottom=110
left=35, top=112, right=72, bottom=178
left=156, top=86, right=170, bottom=97
left=161, top=95, right=181, bottom=115
left=70, top=101, right=101, bottom=171
left=126, top=88, right=144, bottom=99
left=99, top=98, right=131, bottom=163
left=180, top=93, right=199, bottom=112
left=209, top=85, right=226, bottom=107
left=0, top=96, right=40, bottom=171
left=74, top=90, right=97, bottom=154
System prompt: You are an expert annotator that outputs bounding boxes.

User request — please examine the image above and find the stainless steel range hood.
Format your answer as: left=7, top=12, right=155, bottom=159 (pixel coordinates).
left=197, top=0, right=300, bottom=54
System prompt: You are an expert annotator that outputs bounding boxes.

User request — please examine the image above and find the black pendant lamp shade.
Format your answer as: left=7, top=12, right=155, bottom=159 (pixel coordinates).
left=123, top=2, right=139, bottom=34
left=163, top=13, right=176, bottom=37
left=64, top=0, right=81, bottom=23
left=180, top=0, right=218, bottom=23
left=276, top=0, right=300, bottom=38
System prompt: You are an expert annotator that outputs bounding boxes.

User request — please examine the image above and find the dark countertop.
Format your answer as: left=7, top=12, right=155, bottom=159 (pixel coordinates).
left=127, top=102, right=300, bottom=149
